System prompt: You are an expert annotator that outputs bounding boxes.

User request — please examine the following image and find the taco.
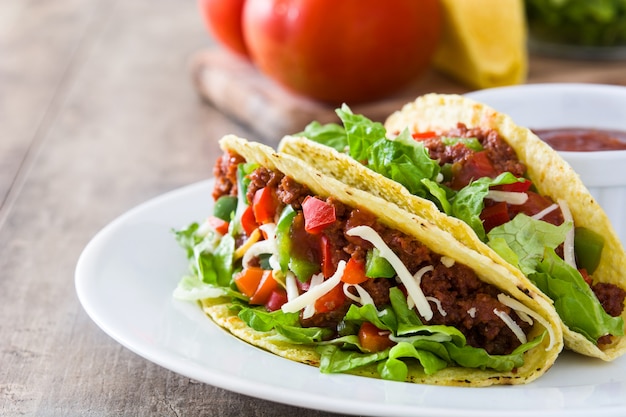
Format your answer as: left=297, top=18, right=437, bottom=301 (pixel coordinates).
left=173, top=135, right=562, bottom=386
left=278, top=93, right=626, bottom=361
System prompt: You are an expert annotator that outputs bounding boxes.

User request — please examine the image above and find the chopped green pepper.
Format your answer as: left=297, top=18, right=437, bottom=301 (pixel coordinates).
left=365, top=248, right=396, bottom=278
left=213, top=196, right=238, bottom=222
left=276, top=205, right=297, bottom=274
left=574, top=227, right=605, bottom=274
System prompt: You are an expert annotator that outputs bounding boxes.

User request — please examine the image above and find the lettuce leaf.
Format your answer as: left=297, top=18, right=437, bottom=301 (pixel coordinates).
left=531, top=248, right=624, bottom=342
left=238, top=307, right=334, bottom=343
left=488, top=216, right=625, bottom=343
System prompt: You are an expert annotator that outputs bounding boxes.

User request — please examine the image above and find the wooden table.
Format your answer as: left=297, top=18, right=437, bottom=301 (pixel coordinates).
left=2, top=1, right=626, bottom=416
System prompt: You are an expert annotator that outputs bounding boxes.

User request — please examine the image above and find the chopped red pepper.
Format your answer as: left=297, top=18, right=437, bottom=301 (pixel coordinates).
left=234, top=267, right=265, bottom=298
left=240, top=205, right=258, bottom=236
left=302, top=196, right=336, bottom=234
left=314, top=283, right=346, bottom=313
left=340, top=257, right=368, bottom=285
left=252, top=186, right=278, bottom=225
left=411, top=131, right=437, bottom=140
left=249, top=270, right=278, bottom=305
left=206, top=215, right=229, bottom=235
left=495, top=178, right=532, bottom=193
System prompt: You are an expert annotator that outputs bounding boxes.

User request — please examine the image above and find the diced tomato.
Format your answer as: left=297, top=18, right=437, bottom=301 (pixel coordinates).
left=358, top=322, right=395, bottom=352
left=249, top=270, right=278, bottom=305
left=234, top=267, right=265, bottom=298
left=240, top=205, right=258, bottom=236
left=495, top=178, right=532, bottom=193
left=265, top=288, right=288, bottom=311
left=340, top=257, right=368, bottom=285
left=451, top=151, right=496, bottom=190
left=206, top=215, right=229, bottom=235
left=508, top=191, right=564, bottom=226
left=411, top=131, right=437, bottom=140
left=480, top=202, right=510, bottom=233
left=302, top=196, right=336, bottom=234
left=314, top=283, right=346, bottom=313
left=252, top=187, right=278, bottom=225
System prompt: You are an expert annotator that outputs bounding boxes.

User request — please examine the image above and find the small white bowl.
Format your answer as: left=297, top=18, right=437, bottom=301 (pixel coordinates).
left=465, top=83, right=626, bottom=245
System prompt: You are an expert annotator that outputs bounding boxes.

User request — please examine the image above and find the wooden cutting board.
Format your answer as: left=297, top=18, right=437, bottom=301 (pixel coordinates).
left=190, top=49, right=468, bottom=142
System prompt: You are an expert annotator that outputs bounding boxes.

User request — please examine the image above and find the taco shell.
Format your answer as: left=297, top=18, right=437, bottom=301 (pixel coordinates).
left=278, top=93, right=626, bottom=361
left=204, top=135, right=563, bottom=386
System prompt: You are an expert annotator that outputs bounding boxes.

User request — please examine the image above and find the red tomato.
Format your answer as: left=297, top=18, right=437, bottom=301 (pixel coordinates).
left=198, top=0, right=248, bottom=57
left=480, top=202, right=510, bottom=233
left=451, top=151, right=497, bottom=190
left=302, top=196, right=336, bottom=234
left=242, top=0, right=442, bottom=103
left=508, top=191, right=564, bottom=226
left=358, top=322, right=395, bottom=352
left=265, top=288, right=288, bottom=311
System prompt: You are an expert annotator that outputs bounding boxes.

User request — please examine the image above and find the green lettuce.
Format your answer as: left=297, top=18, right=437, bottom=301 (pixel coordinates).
left=298, top=107, right=524, bottom=239
left=488, top=215, right=625, bottom=343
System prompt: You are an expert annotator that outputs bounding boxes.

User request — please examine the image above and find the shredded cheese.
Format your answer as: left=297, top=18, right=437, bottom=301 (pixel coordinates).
left=531, top=203, right=559, bottom=220
left=494, top=308, right=528, bottom=344
left=241, top=238, right=276, bottom=269
left=234, top=228, right=261, bottom=260
left=558, top=199, right=577, bottom=269
left=343, top=283, right=375, bottom=307
left=441, top=256, right=455, bottom=268
left=497, top=293, right=556, bottom=351
left=284, top=272, right=299, bottom=302
left=426, top=296, right=447, bottom=317
left=347, top=226, right=433, bottom=321
left=281, top=261, right=346, bottom=315
left=486, top=190, right=529, bottom=205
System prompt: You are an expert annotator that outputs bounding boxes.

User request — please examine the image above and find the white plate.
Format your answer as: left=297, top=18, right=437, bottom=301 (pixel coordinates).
left=75, top=179, right=626, bottom=417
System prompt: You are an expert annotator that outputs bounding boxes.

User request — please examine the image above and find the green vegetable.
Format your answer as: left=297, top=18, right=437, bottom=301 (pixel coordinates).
left=365, top=248, right=396, bottom=278
left=275, top=204, right=319, bottom=281
left=532, top=248, right=624, bottom=343
left=298, top=107, right=524, bottom=240
left=488, top=215, right=624, bottom=344
left=213, top=195, right=238, bottom=221
left=574, top=227, right=605, bottom=274
left=275, top=205, right=297, bottom=274
left=441, top=136, right=483, bottom=151
left=525, top=0, right=626, bottom=46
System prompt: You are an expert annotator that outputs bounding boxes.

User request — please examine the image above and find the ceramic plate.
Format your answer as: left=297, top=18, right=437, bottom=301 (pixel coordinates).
left=75, top=179, right=626, bottom=417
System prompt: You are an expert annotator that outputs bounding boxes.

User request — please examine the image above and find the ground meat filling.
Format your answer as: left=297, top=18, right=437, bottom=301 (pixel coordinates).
left=212, top=151, right=245, bottom=201
left=229, top=162, right=532, bottom=355
left=413, top=126, right=626, bottom=333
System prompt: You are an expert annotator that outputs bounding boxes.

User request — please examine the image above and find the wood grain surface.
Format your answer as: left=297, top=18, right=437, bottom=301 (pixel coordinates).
left=2, top=1, right=626, bottom=416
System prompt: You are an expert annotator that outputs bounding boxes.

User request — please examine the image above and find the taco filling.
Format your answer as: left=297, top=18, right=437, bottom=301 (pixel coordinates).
left=281, top=101, right=625, bottom=352
left=408, top=123, right=626, bottom=345
left=173, top=138, right=559, bottom=385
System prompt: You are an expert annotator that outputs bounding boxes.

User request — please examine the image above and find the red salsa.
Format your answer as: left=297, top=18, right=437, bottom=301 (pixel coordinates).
left=533, top=128, right=626, bottom=152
